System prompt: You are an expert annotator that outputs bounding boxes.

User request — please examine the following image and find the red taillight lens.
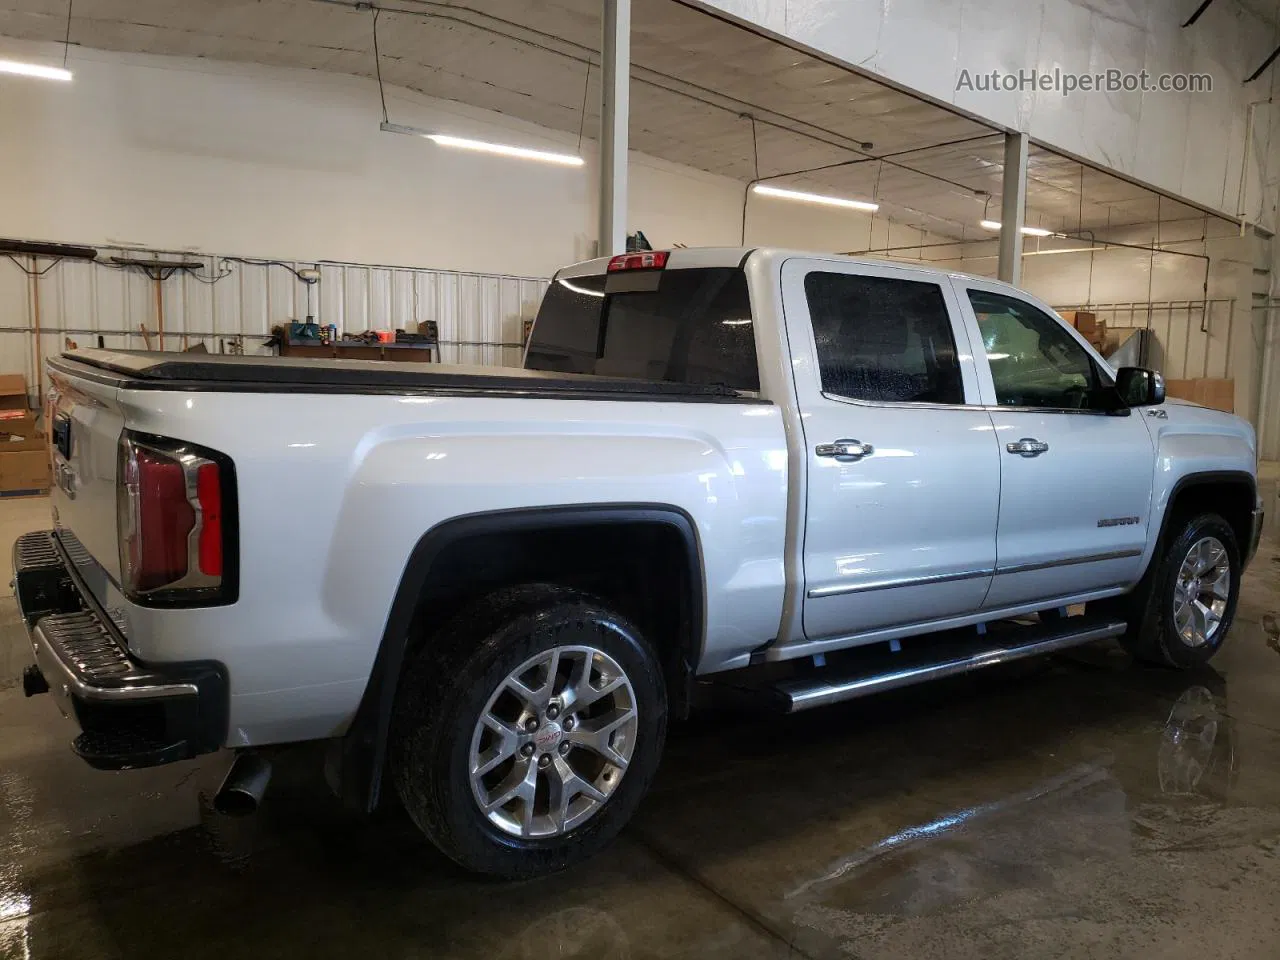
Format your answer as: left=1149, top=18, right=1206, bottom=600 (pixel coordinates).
left=606, top=251, right=669, bottom=272
left=126, top=448, right=194, bottom=591
left=196, top=461, right=222, bottom=577
left=118, top=434, right=234, bottom=603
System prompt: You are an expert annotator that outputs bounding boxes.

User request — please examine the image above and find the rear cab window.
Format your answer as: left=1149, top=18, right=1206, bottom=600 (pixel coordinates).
left=803, top=271, right=964, bottom=405
left=525, top=266, right=760, bottom=393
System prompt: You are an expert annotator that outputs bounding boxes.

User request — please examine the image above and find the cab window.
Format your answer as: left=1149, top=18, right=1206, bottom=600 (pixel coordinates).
left=969, top=290, right=1107, bottom=410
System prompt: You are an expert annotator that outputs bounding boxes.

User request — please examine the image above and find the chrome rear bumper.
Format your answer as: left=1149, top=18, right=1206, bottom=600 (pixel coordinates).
left=15, top=530, right=228, bottom=770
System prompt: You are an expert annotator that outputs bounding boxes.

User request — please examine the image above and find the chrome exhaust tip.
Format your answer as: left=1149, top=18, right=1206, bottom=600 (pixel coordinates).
left=213, top=752, right=272, bottom=817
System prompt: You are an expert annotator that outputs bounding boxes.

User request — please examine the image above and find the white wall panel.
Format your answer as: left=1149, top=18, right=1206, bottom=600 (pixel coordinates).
left=0, top=246, right=548, bottom=404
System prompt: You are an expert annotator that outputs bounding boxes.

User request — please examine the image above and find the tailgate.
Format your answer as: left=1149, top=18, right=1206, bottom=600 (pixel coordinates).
left=48, top=368, right=124, bottom=603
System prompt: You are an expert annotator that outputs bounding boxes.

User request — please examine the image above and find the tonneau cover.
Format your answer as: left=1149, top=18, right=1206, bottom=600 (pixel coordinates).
left=49, top=350, right=753, bottom=401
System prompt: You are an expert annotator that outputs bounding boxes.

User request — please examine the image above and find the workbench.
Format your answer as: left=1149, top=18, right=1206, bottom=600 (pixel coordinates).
left=277, top=340, right=437, bottom=362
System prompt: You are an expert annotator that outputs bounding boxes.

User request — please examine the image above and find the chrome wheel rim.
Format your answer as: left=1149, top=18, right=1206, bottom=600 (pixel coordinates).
left=468, top=645, right=638, bottom=839
left=1172, top=536, right=1231, bottom=648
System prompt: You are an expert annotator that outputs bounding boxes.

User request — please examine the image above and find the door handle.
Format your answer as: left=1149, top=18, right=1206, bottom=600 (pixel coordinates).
left=816, top=439, right=874, bottom=462
left=1006, top=438, right=1049, bottom=457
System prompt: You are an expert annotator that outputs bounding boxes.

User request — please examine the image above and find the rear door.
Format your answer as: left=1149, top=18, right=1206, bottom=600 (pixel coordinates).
left=951, top=280, right=1155, bottom=608
left=782, top=258, right=1002, bottom=644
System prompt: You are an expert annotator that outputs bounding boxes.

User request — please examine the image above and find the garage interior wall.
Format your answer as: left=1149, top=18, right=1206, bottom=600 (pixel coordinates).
left=890, top=216, right=1267, bottom=424
left=0, top=38, right=957, bottom=399
left=0, top=39, right=955, bottom=274
left=0, top=251, right=553, bottom=397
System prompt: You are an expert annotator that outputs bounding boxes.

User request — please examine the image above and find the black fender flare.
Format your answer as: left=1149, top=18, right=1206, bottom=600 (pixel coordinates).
left=1139, top=470, right=1258, bottom=581
left=327, top=503, right=704, bottom=812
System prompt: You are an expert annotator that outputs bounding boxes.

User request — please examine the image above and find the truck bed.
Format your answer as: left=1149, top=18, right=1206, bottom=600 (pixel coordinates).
left=50, top=350, right=756, bottom=402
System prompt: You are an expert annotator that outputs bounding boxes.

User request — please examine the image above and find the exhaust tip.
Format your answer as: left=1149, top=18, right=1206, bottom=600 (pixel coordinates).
left=22, top=665, right=49, bottom=698
left=213, top=752, right=271, bottom=817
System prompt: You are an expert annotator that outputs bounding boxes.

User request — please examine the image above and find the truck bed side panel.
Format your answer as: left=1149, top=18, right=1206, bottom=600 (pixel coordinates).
left=100, top=389, right=787, bottom=745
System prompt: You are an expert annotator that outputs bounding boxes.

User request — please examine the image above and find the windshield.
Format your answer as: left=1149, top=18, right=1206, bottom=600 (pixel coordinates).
left=524, top=267, right=759, bottom=392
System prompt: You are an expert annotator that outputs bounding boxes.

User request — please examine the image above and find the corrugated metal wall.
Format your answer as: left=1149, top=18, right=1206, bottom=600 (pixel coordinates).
left=0, top=245, right=549, bottom=402
left=1052, top=299, right=1238, bottom=379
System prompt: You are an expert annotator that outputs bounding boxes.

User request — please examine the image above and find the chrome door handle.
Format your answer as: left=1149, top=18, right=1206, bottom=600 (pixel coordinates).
left=1006, top=438, right=1049, bottom=457
left=816, top=439, right=874, bottom=462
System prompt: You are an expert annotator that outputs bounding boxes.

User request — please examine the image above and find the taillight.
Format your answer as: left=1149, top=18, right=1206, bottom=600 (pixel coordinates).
left=118, top=433, right=236, bottom=605
left=196, top=462, right=222, bottom=577
left=607, top=251, right=669, bottom=272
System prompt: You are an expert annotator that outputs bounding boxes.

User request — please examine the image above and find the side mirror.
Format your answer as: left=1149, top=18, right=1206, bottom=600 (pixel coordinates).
left=1115, top=367, right=1165, bottom=407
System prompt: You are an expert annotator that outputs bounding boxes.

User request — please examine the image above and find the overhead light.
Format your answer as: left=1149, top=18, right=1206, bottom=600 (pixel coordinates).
left=380, top=121, right=583, bottom=166
left=426, top=134, right=583, bottom=167
left=980, top=220, right=1054, bottom=237
left=0, top=59, right=72, bottom=82
left=753, top=184, right=879, bottom=212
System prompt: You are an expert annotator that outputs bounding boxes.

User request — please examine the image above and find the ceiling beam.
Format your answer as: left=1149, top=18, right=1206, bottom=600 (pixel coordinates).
left=1182, top=0, right=1217, bottom=28
left=1248, top=44, right=1280, bottom=83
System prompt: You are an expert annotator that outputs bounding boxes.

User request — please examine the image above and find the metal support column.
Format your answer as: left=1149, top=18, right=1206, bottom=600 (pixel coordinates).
left=598, top=0, right=631, bottom=258
left=998, top=132, right=1029, bottom=286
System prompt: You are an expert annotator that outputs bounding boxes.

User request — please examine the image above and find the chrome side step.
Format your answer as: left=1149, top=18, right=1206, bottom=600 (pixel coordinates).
left=773, top=619, right=1127, bottom=713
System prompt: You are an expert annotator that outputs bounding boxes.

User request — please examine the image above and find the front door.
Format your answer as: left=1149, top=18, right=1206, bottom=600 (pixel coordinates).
left=952, top=280, right=1156, bottom=609
left=782, top=258, right=1002, bottom=644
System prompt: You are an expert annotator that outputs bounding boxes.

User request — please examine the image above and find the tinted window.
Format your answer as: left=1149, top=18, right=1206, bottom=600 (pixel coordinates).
left=525, top=268, right=758, bottom=391
left=804, top=272, right=964, bottom=404
left=968, top=290, right=1104, bottom=410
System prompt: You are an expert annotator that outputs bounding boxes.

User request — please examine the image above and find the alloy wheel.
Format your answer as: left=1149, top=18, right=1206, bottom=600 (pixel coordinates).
left=468, top=645, right=639, bottom=839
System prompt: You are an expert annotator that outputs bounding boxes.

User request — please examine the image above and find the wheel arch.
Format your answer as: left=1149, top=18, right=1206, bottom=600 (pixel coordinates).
left=327, top=503, right=705, bottom=813
left=1149, top=470, right=1257, bottom=572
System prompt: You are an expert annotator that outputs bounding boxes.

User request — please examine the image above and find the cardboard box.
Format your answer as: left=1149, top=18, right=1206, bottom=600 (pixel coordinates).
left=0, top=449, right=49, bottom=492
left=1194, top=378, right=1234, bottom=413
left=0, top=432, right=46, bottom=453
left=0, top=412, right=38, bottom=439
left=1162, top=377, right=1234, bottom=413
left=1062, top=311, right=1099, bottom=336
left=0, top=373, right=29, bottom=414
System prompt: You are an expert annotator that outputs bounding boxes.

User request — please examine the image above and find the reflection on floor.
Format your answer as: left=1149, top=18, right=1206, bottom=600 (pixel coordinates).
left=4, top=495, right=1280, bottom=958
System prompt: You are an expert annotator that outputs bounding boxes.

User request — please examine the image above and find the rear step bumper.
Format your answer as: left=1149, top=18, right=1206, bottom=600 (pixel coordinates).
left=773, top=618, right=1127, bottom=713
left=14, top=530, right=228, bottom=770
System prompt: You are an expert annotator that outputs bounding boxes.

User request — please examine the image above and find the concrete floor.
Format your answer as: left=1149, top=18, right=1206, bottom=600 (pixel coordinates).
left=5, top=495, right=1280, bottom=959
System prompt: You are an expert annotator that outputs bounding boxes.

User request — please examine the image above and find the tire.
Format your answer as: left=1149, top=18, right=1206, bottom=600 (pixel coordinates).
left=1112, top=513, right=1241, bottom=668
left=389, top=584, right=667, bottom=879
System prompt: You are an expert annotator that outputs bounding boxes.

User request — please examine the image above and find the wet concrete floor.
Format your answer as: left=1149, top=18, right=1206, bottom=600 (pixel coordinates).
left=5, top=495, right=1280, bottom=958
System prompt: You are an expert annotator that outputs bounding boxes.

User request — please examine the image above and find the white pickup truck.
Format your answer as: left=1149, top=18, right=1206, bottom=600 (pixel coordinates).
left=15, top=247, right=1263, bottom=878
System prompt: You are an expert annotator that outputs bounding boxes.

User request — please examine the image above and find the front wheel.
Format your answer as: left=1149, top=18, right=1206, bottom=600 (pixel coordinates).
left=390, top=585, right=667, bottom=879
left=1113, top=513, right=1241, bottom=668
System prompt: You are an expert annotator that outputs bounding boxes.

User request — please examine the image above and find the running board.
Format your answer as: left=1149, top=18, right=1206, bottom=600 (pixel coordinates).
left=772, top=618, right=1127, bottom=713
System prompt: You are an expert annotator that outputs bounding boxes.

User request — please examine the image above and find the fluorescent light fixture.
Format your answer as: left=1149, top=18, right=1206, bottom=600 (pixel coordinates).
left=721, top=319, right=752, bottom=325
left=753, top=183, right=879, bottom=212
left=380, top=121, right=582, bottom=166
left=427, top=134, right=583, bottom=166
left=980, top=220, right=1054, bottom=238
left=0, top=59, right=72, bottom=82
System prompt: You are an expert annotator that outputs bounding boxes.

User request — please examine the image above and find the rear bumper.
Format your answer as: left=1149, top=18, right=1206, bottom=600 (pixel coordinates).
left=14, top=530, right=228, bottom=770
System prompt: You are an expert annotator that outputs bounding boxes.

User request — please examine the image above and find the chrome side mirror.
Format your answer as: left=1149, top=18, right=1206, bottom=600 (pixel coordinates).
left=1115, top=367, right=1165, bottom=407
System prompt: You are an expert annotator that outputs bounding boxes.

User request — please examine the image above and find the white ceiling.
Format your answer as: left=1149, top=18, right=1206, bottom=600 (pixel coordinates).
left=1236, top=0, right=1280, bottom=27
left=0, top=0, right=1234, bottom=239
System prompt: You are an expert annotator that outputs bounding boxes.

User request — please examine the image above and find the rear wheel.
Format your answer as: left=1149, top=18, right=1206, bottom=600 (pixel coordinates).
left=390, top=585, right=667, bottom=878
left=1109, top=513, right=1240, bottom=668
